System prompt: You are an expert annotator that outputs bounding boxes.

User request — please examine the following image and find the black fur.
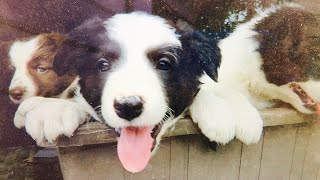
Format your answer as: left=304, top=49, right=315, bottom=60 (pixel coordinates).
left=53, top=17, right=221, bottom=120
left=159, top=32, right=221, bottom=117
left=53, top=17, right=113, bottom=107
left=179, top=32, right=221, bottom=81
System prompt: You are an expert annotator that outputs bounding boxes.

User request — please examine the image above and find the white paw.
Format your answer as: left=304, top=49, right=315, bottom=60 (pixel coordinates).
left=15, top=98, right=88, bottom=146
left=14, top=97, right=47, bottom=128
left=190, top=86, right=236, bottom=144
left=224, top=92, right=263, bottom=144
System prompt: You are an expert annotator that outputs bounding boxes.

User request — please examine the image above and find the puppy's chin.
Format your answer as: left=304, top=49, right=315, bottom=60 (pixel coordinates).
left=9, top=95, right=27, bottom=104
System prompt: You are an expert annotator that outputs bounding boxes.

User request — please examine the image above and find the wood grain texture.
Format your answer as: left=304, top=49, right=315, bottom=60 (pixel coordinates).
left=259, top=126, right=297, bottom=180
left=55, top=108, right=318, bottom=148
left=58, top=144, right=125, bottom=180
left=302, top=122, right=320, bottom=180
left=239, top=136, right=264, bottom=180
left=188, top=136, right=242, bottom=180
left=290, top=124, right=311, bottom=180
left=169, top=136, right=190, bottom=180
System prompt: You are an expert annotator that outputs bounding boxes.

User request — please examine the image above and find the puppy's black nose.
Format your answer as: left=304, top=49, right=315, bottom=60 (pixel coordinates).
left=114, top=96, right=143, bottom=121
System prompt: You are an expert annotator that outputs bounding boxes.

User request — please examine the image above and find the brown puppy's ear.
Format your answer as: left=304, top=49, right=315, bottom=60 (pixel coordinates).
left=53, top=17, right=106, bottom=76
left=179, top=32, right=221, bottom=82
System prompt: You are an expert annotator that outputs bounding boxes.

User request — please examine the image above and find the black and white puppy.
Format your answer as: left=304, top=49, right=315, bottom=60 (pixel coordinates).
left=51, top=12, right=227, bottom=173
left=53, top=12, right=263, bottom=172
left=16, top=12, right=262, bottom=172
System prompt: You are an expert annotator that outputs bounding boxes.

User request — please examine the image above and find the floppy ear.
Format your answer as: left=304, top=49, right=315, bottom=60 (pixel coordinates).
left=53, top=17, right=106, bottom=76
left=179, top=32, right=221, bottom=81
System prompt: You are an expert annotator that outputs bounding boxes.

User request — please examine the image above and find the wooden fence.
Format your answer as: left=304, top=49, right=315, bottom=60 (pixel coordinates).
left=55, top=108, right=320, bottom=180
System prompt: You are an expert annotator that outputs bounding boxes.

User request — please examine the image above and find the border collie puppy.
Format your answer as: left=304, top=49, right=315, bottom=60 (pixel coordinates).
left=49, top=12, right=262, bottom=173
left=1, top=33, right=78, bottom=104
left=218, top=4, right=320, bottom=115
left=6, top=34, right=99, bottom=145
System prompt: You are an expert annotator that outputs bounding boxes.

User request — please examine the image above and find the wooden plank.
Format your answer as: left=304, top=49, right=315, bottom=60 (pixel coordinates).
left=170, top=136, right=190, bottom=180
left=290, top=124, right=311, bottom=180
left=188, top=135, right=242, bottom=180
left=239, top=136, right=264, bottom=180
left=259, top=126, right=297, bottom=180
left=302, top=122, right=320, bottom=180
left=124, top=139, right=171, bottom=180
left=54, top=108, right=318, bottom=148
left=58, top=144, right=124, bottom=180
left=261, top=108, right=318, bottom=127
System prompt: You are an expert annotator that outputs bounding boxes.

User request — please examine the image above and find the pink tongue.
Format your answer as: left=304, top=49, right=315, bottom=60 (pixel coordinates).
left=117, top=127, right=154, bottom=173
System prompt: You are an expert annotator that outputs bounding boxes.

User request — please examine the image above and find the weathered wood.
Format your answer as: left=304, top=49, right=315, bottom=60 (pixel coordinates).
left=56, top=108, right=318, bottom=147
left=123, top=139, right=171, bottom=180
left=188, top=136, right=242, bottom=180
left=58, top=144, right=125, bottom=180
left=302, top=122, right=320, bottom=180
left=55, top=108, right=320, bottom=180
left=259, top=126, right=298, bottom=180
left=169, top=136, right=190, bottom=180
left=239, top=135, right=264, bottom=180
left=290, top=124, right=311, bottom=180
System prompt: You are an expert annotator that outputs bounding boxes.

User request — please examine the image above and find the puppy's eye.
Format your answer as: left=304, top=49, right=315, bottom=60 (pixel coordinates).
left=96, top=58, right=110, bottom=72
left=36, top=66, right=48, bottom=73
left=157, top=57, right=172, bottom=71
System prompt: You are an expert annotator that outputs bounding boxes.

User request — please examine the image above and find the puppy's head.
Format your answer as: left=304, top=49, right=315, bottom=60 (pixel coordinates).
left=53, top=12, right=220, bottom=173
left=7, top=33, right=77, bottom=104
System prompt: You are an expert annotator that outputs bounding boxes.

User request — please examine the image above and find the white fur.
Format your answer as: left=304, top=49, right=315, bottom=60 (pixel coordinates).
left=101, top=12, right=181, bottom=128
left=190, top=74, right=263, bottom=144
left=9, top=37, right=40, bottom=103
left=14, top=86, right=98, bottom=146
left=218, top=4, right=317, bottom=115
left=190, top=83, right=236, bottom=144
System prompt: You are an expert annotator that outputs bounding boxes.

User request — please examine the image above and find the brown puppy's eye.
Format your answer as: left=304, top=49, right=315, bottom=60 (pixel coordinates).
left=36, top=66, right=48, bottom=73
left=96, top=58, right=110, bottom=72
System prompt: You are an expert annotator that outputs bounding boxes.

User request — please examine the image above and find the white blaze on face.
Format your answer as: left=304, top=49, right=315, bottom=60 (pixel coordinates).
left=101, top=12, right=181, bottom=128
left=9, top=37, right=40, bottom=103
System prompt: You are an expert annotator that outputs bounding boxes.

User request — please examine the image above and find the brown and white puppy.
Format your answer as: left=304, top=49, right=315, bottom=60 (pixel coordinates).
left=217, top=4, right=320, bottom=115
left=3, top=33, right=78, bottom=104
left=6, top=33, right=99, bottom=145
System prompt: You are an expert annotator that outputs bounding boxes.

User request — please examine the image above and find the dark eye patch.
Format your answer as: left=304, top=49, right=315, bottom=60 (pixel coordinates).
left=147, top=47, right=179, bottom=71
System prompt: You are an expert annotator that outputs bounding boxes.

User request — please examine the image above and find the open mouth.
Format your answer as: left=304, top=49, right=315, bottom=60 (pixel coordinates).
left=114, top=123, right=163, bottom=173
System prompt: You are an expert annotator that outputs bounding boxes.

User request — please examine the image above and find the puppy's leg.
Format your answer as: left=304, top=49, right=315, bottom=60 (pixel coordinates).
left=14, top=97, right=47, bottom=128
left=191, top=73, right=263, bottom=144
left=17, top=97, right=89, bottom=146
left=190, top=83, right=236, bottom=144
left=258, top=83, right=315, bottom=114
left=224, top=92, right=263, bottom=144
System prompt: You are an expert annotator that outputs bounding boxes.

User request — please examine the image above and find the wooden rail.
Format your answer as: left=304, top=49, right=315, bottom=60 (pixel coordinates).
left=55, top=107, right=318, bottom=147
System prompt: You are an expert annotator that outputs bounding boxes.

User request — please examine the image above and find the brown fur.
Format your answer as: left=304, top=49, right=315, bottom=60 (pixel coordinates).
left=26, top=33, right=77, bottom=97
left=255, top=7, right=320, bottom=85
left=289, top=83, right=319, bottom=111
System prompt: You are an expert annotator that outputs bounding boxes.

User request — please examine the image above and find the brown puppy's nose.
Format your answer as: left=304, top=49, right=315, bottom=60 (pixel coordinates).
left=114, top=96, right=143, bottom=121
left=9, top=87, right=24, bottom=100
